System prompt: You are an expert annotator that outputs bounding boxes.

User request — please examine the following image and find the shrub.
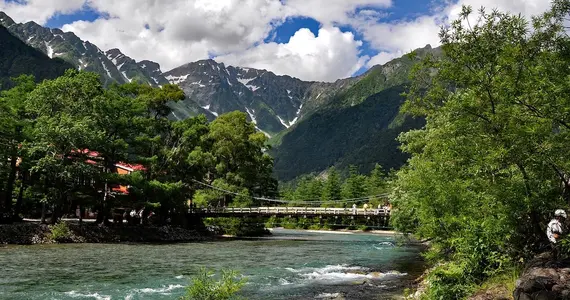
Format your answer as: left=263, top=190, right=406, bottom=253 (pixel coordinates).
left=181, top=268, right=246, bottom=300
left=48, top=221, right=72, bottom=243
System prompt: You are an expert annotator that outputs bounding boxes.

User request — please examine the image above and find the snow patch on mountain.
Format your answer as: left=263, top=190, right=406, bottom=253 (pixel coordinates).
left=277, top=116, right=290, bottom=128
left=246, top=84, right=260, bottom=92
left=100, top=61, right=113, bottom=78
left=237, top=77, right=255, bottom=86
left=165, top=74, right=189, bottom=84
left=202, top=104, right=218, bottom=117
left=44, top=41, right=53, bottom=58
left=190, top=81, right=206, bottom=88
left=245, top=107, right=257, bottom=124
left=289, top=104, right=304, bottom=126
left=121, top=71, right=132, bottom=82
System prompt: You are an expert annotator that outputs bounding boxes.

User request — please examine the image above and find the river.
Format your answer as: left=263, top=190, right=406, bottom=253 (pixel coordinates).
left=0, top=229, right=424, bottom=299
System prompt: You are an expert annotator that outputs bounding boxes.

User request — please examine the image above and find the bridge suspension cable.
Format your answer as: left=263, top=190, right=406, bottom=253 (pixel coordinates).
left=190, top=179, right=389, bottom=204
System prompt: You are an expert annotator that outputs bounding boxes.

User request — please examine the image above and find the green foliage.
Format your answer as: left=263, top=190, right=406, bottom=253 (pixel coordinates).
left=392, top=1, right=570, bottom=297
left=280, top=165, right=389, bottom=208
left=272, top=84, right=425, bottom=181
left=205, top=217, right=268, bottom=237
left=181, top=268, right=246, bottom=300
left=48, top=221, right=72, bottom=242
left=0, top=67, right=276, bottom=223
left=424, top=263, right=475, bottom=300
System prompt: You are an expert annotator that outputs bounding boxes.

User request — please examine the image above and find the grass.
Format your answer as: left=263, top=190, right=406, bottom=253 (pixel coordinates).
left=471, top=267, right=521, bottom=299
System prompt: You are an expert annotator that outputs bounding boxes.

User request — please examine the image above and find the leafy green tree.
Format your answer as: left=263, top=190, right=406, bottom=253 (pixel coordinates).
left=321, top=167, right=342, bottom=207
left=366, top=164, right=387, bottom=206
left=392, top=1, right=570, bottom=297
left=294, top=175, right=323, bottom=205
left=341, top=165, right=367, bottom=201
left=25, top=70, right=104, bottom=223
left=0, top=75, right=35, bottom=220
left=205, top=111, right=277, bottom=205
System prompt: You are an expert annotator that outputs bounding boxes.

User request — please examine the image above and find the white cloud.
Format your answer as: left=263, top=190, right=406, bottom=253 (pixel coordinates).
left=356, top=15, right=443, bottom=55
left=367, top=51, right=403, bottom=67
left=0, top=0, right=557, bottom=81
left=352, top=0, right=552, bottom=69
left=0, top=0, right=86, bottom=24
left=63, top=0, right=287, bottom=71
left=218, top=27, right=367, bottom=82
left=282, top=0, right=392, bottom=24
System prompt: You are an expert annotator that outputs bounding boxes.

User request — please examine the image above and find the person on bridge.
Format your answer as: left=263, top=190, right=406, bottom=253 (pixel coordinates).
left=547, top=209, right=567, bottom=260
left=363, top=203, right=369, bottom=213
left=352, top=203, right=357, bottom=215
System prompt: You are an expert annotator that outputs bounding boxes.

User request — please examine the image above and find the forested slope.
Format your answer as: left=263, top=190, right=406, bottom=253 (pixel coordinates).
left=0, top=25, right=72, bottom=89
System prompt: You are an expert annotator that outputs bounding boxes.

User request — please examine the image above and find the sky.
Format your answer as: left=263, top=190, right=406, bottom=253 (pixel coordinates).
left=0, top=0, right=552, bottom=82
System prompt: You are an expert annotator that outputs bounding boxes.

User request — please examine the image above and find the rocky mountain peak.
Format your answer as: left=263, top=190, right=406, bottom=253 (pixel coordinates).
left=0, top=12, right=15, bottom=27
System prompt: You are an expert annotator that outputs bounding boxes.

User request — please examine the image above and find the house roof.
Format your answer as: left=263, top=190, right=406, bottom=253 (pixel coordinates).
left=73, top=149, right=146, bottom=171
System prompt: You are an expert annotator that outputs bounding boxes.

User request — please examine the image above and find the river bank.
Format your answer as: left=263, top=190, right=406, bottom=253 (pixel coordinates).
left=0, top=222, right=214, bottom=245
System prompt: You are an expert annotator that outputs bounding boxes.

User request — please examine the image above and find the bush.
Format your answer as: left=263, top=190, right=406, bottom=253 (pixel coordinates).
left=205, top=217, right=269, bottom=237
left=48, top=221, right=72, bottom=243
left=181, top=268, right=246, bottom=300
left=424, top=263, right=475, bottom=300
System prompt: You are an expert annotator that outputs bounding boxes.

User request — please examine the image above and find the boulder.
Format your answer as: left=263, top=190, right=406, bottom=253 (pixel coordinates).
left=513, top=254, right=570, bottom=300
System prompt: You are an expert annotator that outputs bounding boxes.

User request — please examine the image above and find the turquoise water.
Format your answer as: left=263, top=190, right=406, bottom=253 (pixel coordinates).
left=0, top=229, right=424, bottom=299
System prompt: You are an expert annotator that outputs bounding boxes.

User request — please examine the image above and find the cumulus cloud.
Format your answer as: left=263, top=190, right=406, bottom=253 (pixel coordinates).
left=218, top=27, right=367, bottom=82
left=352, top=0, right=552, bottom=70
left=367, top=51, right=404, bottom=67
left=0, top=0, right=86, bottom=24
left=0, top=0, right=557, bottom=81
left=63, top=0, right=286, bottom=71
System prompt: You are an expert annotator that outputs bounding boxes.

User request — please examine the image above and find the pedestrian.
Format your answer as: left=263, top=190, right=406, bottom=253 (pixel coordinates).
left=363, top=203, right=369, bottom=213
left=352, top=203, right=357, bottom=215
left=547, top=209, right=567, bottom=260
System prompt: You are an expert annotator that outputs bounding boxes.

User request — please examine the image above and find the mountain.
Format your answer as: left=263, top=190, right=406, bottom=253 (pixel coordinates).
left=0, top=12, right=167, bottom=87
left=0, top=11, right=437, bottom=180
left=0, top=24, right=73, bottom=89
left=162, top=59, right=359, bottom=135
left=271, top=46, right=440, bottom=180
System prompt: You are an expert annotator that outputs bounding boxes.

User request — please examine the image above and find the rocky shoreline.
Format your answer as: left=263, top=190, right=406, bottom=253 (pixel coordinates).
left=0, top=222, right=215, bottom=245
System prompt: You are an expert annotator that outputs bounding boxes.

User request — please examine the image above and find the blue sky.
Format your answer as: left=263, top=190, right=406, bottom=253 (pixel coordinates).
left=1, top=0, right=550, bottom=81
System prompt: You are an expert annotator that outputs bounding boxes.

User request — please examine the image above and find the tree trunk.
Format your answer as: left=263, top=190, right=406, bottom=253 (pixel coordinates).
left=3, top=150, right=18, bottom=215
left=41, top=203, right=46, bottom=224
left=79, top=204, right=83, bottom=226
left=13, top=179, right=25, bottom=221
left=50, top=204, right=59, bottom=224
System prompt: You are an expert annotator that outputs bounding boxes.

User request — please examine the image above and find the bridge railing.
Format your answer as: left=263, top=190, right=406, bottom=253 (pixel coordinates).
left=192, top=207, right=390, bottom=216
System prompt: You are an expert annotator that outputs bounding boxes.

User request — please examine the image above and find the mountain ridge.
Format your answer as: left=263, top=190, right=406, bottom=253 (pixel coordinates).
left=0, top=11, right=436, bottom=180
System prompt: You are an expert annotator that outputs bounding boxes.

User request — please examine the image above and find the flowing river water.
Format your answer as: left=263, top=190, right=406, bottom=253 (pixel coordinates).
left=0, top=229, right=425, bottom=299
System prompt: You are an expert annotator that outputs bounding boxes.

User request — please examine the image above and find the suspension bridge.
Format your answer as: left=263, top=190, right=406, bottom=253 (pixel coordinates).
left=190, top=206, right=390, bottom=217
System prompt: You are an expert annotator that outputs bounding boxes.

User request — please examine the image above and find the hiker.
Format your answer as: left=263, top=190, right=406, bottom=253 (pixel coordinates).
left=547, top=209, right=567, bottom=260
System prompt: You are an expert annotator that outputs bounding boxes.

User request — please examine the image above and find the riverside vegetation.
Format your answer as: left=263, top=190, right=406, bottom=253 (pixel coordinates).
left=0, top=69, right=277, bottom=226
left=391, top=0, right=570, bottom=298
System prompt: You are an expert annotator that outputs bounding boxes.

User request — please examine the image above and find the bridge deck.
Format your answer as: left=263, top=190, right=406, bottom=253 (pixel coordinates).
left=191, top=207, right=390, bottom=217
